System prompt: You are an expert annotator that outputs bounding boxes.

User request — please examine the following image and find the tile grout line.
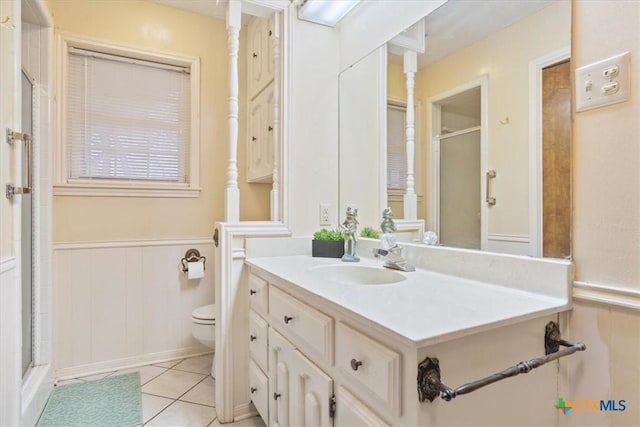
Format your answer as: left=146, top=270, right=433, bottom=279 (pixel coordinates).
left=142, top=360, right=215, bottom=426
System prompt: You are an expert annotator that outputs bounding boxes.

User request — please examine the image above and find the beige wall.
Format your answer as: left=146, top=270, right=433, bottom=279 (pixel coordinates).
left=387, top=61, right=405, bottom=100
left=572, top=0, right=639, bottom=289
left=415, top=0, right=570, bottom=236
left=48, top=0, right=269, bottom=243
left=561, top=1, right=640, bottom=426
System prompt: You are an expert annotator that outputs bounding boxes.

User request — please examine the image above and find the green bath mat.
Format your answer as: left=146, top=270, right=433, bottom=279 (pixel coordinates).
left=39, top=372, right=142, bottom=427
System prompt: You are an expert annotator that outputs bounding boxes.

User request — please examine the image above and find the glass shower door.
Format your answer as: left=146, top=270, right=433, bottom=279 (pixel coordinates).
left=439, top=129, right=481, bottom=249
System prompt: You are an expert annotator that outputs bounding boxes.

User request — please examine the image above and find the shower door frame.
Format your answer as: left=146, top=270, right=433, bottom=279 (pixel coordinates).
left=427, top=76, right=489, bottom=250
left=19, top=1, right=55, bottom=425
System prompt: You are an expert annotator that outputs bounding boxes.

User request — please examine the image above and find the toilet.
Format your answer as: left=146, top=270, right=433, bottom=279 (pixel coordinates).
left=191, top=304, right=216, bottom=349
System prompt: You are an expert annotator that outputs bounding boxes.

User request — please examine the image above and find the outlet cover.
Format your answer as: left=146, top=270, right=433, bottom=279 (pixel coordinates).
left=575, top=52, right=631, bottom=112
left=319, top=203, right=331, bottom=226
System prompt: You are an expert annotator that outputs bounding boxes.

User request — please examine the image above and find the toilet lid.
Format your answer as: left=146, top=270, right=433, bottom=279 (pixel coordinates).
left=192, top=304, right=216, bottom=321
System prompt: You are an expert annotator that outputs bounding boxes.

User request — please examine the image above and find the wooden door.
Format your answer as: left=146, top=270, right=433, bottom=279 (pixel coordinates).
left=542, top=60, right=571, bottom=258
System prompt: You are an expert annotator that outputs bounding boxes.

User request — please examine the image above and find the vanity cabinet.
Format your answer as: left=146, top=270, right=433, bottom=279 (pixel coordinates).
left=248, top=270, right=393, bottom=427
left=246, top=16, right=275, bottom=183
left=245, top=253, right=568, bottom=427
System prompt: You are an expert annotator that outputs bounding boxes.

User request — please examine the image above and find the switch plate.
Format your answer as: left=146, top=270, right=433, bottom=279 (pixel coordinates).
left=319, top=203, right=331, bottom=226
left=575, top=52, right=631, bottom=112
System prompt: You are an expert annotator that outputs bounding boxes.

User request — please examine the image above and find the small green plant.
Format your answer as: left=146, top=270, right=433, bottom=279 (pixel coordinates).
left=313, top=228, right=343, bottom=241
left=360, top=227, right=380, bottom=239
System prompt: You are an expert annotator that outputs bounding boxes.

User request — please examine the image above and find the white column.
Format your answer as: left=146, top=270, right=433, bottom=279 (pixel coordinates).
left=403, top=50, right=418, bottom=219
left=225, top=1, right=241, bottom=223
left=270, top=12, right=281, bottom=222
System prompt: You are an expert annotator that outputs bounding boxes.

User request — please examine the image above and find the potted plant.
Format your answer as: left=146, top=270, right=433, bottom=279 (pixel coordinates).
left=312, top=228, right=345, bottom=258
left=360, top=227, right=380, bottom=239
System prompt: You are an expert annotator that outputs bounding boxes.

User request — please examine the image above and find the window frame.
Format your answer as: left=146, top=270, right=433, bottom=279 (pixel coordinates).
left=54, top=32, right=201, bottom=198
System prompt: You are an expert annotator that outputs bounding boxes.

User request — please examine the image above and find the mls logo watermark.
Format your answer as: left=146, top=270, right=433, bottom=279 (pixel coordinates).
left=555, top=397, right=627, bottom=414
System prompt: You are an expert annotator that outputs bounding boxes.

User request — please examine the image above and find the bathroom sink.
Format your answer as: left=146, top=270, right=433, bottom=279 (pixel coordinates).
left=307, top=264, right=406, bottom=285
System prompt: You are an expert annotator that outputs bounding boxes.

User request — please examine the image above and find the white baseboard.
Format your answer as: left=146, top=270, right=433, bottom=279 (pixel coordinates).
left=573, top=281, right=640, bottom=312
left=234, top=402, right=258, bottom=421
left=55, top=347, right=213, bottom=381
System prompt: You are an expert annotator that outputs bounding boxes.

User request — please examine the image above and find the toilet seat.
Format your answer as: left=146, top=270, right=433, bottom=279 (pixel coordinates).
left=192, top=304, right=216, bottom=324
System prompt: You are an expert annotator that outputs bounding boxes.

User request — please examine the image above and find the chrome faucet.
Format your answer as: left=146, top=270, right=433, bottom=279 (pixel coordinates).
left=372, top=245, right=415, bottom=272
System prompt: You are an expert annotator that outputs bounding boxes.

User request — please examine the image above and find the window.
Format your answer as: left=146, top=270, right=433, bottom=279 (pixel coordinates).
left=387, top=103, right=406, bottom=190
left=55, top=34, right=200, bottom=197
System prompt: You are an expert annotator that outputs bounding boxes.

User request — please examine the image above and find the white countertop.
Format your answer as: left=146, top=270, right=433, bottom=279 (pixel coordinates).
left=245, top=255, right=571, bottom=348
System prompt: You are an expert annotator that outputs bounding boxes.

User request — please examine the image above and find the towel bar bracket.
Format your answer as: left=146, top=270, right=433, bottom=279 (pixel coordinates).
left=417, top=321, right=586, bottom=403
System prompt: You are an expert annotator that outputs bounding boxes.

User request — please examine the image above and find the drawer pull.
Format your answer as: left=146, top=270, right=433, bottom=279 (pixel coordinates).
left=273, top=392, right=282, bottom=400
left=350, top=358, right=363, bottom=371
left=250, top=289, right=257, bottom=295
left=250, top=334, right=257, bottom=342
left=250, top=387, right=257, bottom=394
left=283, top=315, right=293, bottom=324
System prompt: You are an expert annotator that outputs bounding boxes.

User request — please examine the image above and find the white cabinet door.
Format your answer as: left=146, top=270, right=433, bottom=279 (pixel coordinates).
left=269, top=328, right=334, bottom=427
left=269, top=328, right=295, bottom=427
left=247, top=85, right=274, bottom=182
left=291, top=349, right=333, bottom=427
left=335, top=386, right=390, bottom=427
left=248, top=17, right=274, bottom=100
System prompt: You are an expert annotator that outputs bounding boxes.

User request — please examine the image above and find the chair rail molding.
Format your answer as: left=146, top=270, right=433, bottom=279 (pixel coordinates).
left=573, top=281, right=640, bottom=312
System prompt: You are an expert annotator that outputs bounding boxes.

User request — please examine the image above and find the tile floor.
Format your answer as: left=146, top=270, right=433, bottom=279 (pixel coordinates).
left=55, top=354, right=266, bottom=427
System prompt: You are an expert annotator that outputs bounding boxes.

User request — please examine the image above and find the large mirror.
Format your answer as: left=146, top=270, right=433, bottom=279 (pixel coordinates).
left=338, top=0, right=571, bottom=258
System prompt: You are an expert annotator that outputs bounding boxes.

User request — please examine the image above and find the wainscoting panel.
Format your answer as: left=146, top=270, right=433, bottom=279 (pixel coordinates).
left=0, top=257, right=21, bottom=426
left=486, top=234, right=531, bottom=256
left=53, top=240, right=214, bottom=376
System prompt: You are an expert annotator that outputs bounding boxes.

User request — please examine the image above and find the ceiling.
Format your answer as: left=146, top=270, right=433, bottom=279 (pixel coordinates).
left=391, top=0, right=556, bottom=68
left=148, top=0, right=228, bottom=19
left=148, top=0, right=556, bottom=70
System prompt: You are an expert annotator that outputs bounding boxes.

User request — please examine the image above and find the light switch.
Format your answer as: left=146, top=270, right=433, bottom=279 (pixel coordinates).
left=575, top=52, right=631, bottom=112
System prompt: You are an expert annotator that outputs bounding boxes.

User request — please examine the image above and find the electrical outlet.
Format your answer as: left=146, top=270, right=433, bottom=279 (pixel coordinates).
left=575, top=51, right=631, bottom=112
left=319, top=203, right=331, bottom=226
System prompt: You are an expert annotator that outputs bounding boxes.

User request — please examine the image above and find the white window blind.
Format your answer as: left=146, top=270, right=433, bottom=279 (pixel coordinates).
left=66, top=48, right=191, bottom=183
left=387, top=104, right=407, bottom=190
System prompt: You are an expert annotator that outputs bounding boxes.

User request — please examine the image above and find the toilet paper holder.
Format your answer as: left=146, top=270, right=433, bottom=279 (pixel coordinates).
left=181, top=249, right=206, bottom=273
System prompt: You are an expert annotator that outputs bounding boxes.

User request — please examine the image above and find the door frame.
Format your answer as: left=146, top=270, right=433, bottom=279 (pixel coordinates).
left=528, top=47, right=571, bottom=257
left=427, top=75, right=489, bottom=249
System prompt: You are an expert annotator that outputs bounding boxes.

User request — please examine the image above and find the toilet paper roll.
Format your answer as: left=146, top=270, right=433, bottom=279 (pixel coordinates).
left=187, top=260, right=205, bottom=280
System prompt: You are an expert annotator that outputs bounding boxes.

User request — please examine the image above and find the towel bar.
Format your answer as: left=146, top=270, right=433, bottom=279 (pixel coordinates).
left=417, top=321, right=586, bottom=402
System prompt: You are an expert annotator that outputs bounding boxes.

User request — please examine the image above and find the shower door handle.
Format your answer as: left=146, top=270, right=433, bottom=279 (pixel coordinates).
left=6, top=128, right=32, bottom=199
left=485, top=170, right=496, bottom=206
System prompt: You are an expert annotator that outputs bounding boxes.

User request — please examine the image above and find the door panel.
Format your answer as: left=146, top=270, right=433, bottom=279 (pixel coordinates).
left=542, top=60, right=571, bottom=258
left=292, top=349, right=333, bottom=427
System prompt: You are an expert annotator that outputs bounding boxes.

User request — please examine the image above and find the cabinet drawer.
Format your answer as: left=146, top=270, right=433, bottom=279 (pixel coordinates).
left=249, top=310, right=269, bottom=372
left=249, top=359, right=269, bottom=424
left=269, top=285, right=333, bottom=365
left=336, top=322, right=401, bottom=416
left=248, top=272, right=268, bottom=315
